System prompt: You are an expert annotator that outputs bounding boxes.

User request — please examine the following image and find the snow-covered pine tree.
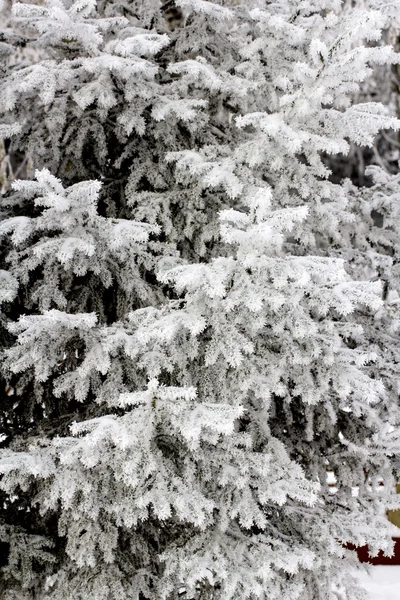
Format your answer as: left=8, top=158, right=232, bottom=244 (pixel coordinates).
left=324, top=0, right=400, bottom=183
left=0, top=1, right=400, bottom=599
left=339, top=166, right=400, bottom=477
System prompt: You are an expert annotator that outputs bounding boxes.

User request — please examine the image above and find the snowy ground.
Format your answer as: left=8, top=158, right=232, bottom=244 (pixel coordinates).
left=357, top=566, right=400, bottom=599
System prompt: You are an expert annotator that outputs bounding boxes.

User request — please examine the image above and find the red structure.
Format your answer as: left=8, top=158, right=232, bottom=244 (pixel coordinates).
left=349, top=539, right=400, bottom=565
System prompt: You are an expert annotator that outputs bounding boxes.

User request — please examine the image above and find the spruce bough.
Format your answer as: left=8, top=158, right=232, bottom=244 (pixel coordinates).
left=0, top=1, right=400, bottom=598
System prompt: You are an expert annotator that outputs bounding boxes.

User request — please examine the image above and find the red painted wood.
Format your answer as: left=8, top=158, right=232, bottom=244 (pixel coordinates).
left=346, top=539, right=400, bottom=565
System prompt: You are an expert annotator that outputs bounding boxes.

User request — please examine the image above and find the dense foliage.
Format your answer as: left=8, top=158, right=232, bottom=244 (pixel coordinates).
left=0, top=1, right=400, bottom=599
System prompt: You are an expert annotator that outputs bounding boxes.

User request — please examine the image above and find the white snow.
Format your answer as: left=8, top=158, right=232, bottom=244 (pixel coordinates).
left=357, top=566, right=400, bottom=599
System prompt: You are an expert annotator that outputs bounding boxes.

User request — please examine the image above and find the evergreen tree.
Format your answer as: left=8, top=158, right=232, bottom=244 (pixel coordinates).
left=0, top=1, right=400, bottom=599
left=325, top=0, right=400, bottom=183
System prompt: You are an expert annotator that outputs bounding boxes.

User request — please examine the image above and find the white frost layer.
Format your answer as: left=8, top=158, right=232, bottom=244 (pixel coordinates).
left=356, top=566, right=400, bottom=600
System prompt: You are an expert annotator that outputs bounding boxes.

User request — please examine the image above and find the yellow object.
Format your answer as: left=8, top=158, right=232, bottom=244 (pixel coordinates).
left=387, top=484, right=400, bottom=529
